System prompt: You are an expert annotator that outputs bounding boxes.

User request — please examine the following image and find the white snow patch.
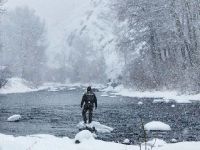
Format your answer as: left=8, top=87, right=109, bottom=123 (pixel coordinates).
left=49, top=86, right=66, bottom=92
left=171, top=104, right=175, bottom=108
left=109, top=95, right=117, bottom=98
left=48, top=87, right=60, bottom=92
left=153, top=99, right=171, bottom=103
left=160, top=142, right=200, bottom=150
left=103, top=86, right=115, bottom=92
left=171, top=138, right=178, bottom=143
left=101, top=93, right=109, bottom=97
left=40, top=82, right=105, bottom=91
left=0, top=133, right=135, bottom=150
left=0, top=78, right=38, bottom=94
left=68, top=87, right=76, bottom=90
left=122, top=139, right=130, bottom=144
left=7, top=114, right=21, bottom=122
left=144, top=121, right=171, bottom=131
left=1, top=133, right=200, bottom=150
left=102, top=85, right=200, bottom=103
left=39, top=82, right=67, bottom=91
left=138, top=101, right=143, bottom=105
left=77, top=121, right=113, bottom=133
left=0, top=65, right=6, bottom=70
left=144, top=138, right=166, bottom=147
left=91, top=84, right=107, bottom=90
left=75, top=130, right=96, bottom=143
left=0, top=80, right=93, bottom=94
left=74, top=131, right=94, bottom=142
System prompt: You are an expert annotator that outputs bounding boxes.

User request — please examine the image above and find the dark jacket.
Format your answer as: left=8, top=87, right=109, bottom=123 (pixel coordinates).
left=81, top=91, right=97, bottom=109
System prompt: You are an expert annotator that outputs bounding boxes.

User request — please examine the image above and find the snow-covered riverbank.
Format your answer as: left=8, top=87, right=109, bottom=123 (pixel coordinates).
left=1, top=78, right=200, bottom=104
left=103, top=85, right=200, bottom=103
left=0, top=78, right=105, bottom=94
left=0, top=78, right=38, bottom=94
left=0, top=133, right=200, bottom=150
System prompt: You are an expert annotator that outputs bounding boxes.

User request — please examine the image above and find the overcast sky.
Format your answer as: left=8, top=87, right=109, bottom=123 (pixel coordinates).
left=5, top=0, right=82, bottom=26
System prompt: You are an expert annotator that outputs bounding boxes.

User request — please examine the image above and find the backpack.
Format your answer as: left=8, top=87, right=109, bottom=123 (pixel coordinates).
left=85, top=92, right=95, bottom=107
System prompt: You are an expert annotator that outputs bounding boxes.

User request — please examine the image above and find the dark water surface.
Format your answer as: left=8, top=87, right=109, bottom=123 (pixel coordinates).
left=1, top=87, right=200, bottom=143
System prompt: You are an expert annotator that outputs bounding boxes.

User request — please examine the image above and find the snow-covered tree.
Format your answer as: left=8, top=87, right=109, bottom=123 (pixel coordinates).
left=1, top=6, right=47, bottom=85
left=65, top=35, right=106, bottom=83
left=114, top=0, right=200, bottom=92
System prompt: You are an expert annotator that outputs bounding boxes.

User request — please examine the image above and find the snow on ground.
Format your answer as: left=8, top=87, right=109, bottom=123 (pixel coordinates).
left=0, top=78, right=39, bottom=94
left=74, top=130, right=96, bottom=143
left=144, top=138, right=166, bottom=147
left=144, top=121, right=171, bottom=131
left=103, top=85, right=200, bottom=103
left=2, top=78, right=200, bottom=104
left=100, top=93, right=109, bottom=97
left=109, top=95, right=117, bottom=98
left=40, top=82, right=106, bottom=91
left=1, top=133, right=200, bottom=150
left=171, top=139, right=178, bottom=143
left=0, top=133, right=135, bottom=150
left=153, top=99, right=171, bottom=103
left=160, top=142, right=200, bottom=150
left=77, top=121, right=113, bottom=133
left=138, top=101, right=143, bottom=105
left=122, top=138, right=130, bottom=144
left=171, top=104, right=175, bottom=108
left=0, top=78, right=106, bottom=94
left=7, top=114, right=21, bottom=122
left=68, top=87, right=76, bottom=90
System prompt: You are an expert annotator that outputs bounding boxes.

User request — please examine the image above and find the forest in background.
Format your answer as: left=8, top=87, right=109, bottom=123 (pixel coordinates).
left=114, top=0, right=200, bottom=93
left=1, top=0, right=200, bottom=94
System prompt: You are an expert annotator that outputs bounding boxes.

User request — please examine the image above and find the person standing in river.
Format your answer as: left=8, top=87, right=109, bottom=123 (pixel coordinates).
left=81, top=86, right=97, bottom=124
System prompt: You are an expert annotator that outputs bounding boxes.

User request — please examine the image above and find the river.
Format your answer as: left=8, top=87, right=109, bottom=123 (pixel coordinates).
left=1, top=87, right=200, bottom=144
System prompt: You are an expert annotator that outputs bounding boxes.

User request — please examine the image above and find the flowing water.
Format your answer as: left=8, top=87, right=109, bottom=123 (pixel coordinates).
left=1, top=87, right=200, bottom=144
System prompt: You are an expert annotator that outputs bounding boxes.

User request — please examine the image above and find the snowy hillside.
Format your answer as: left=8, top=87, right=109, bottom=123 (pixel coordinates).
left=61, top=0, right=123, bottom=79
left=5, top=0, right=122, bottom=81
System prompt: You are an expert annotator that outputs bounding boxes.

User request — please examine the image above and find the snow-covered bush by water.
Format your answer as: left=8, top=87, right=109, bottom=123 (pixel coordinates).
left=0, top=78, right=37, bottom=94
left=144, top=121, right=171, bottom=131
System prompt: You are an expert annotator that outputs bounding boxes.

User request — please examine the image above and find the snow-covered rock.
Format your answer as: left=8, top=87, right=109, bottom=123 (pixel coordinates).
left=77, top=121, right=113, bottom=133
left=138, top=101, right=143, bottom=105
left=144, top=121, right=171, bottom=131
left=75, top=130, right=96, bottom=143
left=7, top=114, right=21, bottom=122
left=171, top=104, right=175, bottom=108
left=122, top=139, right=130, bottom=144
left=171, top=138, right=178, bottom=143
